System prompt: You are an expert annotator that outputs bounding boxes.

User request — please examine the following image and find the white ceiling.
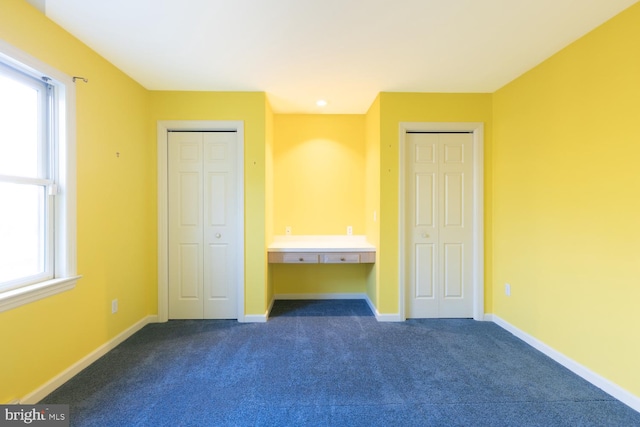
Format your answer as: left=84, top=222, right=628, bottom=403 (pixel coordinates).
left=37, top=0, right=638, bottom=114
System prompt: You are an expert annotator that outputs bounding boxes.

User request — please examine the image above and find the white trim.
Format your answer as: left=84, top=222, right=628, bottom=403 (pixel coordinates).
left=157, top=121, right=245, bottom=322
left=398, top=122, right=484, bottom=321
left=0, top=39, right=79, bottom=312
left=267, top=296, right=275, bottom=316
left=0, top=175, right=52, bottom=186
left=0, top=39, right=70, bottom=84
left=373, top=312, right=403, bottom=322
left=491, top=314, right=640, bottom=413
left=0, top=276, right=81, bottom=313
left=364, top=295, right=403, bottom=322
left=274, top=293, right=367, bottom=300
left=243, top=313, right=269, bottom=323
left=272, top=293, right=403, bottom=322
left=22, top=315, right=158, bottom=404
left=242, top=297, right=274, bottom=323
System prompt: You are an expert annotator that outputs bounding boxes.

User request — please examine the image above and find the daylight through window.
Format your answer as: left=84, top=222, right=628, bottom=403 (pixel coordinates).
left=0, top=41, right=79, bottom=312
left=0, top=65, right=53, bottom=291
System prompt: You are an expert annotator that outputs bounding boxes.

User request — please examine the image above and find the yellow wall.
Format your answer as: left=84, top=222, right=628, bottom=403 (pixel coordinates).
left=265, top=100, right=275, bottom=306
left=271, top=114, right=368, bottom=295
left=272, top=115, right=366, bottom=235
left=492, top=2, right=640, bottom=396
left=149, top=91, right=269, bottom=316
left=271, top=264, right=368, bottom=295
left=3, top=0, right=639, bottom=407
left=377, top=93, right=493, bottom=314
left=0, top=0, right=154, bottom=403
left=364, top=96, right=381, bottom=306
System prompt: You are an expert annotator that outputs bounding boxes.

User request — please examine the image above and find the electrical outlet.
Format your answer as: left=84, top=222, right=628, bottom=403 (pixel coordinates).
left=347, top=226, right=353, bottom=235
left=505, top=283, right=511, bottom=297
left=112, top=299, right=118, bottom=313
left=285, top=226, right=292, bottom=235
left=373, top=211, right=377, bottom=222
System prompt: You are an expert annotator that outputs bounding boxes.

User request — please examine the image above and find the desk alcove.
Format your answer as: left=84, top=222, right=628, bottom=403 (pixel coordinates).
left=267, top=235, right=376, bottom=299
left=267, top=236, right=376, bottom=264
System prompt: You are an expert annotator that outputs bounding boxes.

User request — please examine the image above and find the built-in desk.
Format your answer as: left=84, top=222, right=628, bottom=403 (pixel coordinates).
left=267, top=236, right=376, bottom=264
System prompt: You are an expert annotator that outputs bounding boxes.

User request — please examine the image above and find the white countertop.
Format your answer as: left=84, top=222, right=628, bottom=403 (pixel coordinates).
left=267, top=235, right=376, bottom=253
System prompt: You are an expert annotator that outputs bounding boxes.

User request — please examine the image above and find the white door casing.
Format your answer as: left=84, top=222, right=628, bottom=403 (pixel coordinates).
left=158, top=121, right=245, bottom=322
left=168, top=131, right=238, bottom=319
left=399, top=122, right=484, bottom=321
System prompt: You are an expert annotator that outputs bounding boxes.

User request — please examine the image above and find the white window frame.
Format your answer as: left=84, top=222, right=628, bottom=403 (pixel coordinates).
left=0, top=40, right=80, bottom=312
left=0, top=61, right=54, bottom=289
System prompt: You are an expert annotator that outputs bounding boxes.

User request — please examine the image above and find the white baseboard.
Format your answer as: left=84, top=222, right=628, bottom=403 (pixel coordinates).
left=372, top=312, right=403, bottom=322
left=364, top=295, right=403, bottom=322
left=490, top=314, right=640, bottom=413
left=240, top=297, right=273, bottom=323
left=242, top=313, right=268, bottom=323
left=272, top=293, right=404, bottom=322
left=247, top=294, right=370, bottom=322
left=266, top=297, right=274, bottom=318
left=274, top=293, right=367, bottom=300
left=22, top=315, right=158, bottom=404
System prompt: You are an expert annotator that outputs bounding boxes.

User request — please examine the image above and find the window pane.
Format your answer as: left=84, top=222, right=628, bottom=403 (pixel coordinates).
left=0, top=182, right=46, bottom=286
left=0, top=73, right=42, bottom=178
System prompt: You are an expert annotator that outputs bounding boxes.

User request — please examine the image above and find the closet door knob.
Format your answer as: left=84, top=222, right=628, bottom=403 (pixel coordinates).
left=215, top=233, right=221, bottom=239
left=421, top=232, right=429, bottom=238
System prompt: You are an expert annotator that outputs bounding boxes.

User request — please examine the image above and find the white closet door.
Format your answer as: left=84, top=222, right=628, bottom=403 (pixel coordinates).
left=202, top=132, right=237, bottom=319
left=168, top=132, right=203, bottom=319
left=407, top=132, right=473, bottom=318
left=168, top=131, right=238, bottom=319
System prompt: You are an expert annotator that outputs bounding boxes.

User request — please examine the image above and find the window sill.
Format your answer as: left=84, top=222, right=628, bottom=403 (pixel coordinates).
left=0, top=275, right=82, bottom=313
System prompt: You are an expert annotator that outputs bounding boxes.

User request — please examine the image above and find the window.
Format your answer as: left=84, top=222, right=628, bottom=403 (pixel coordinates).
left=0, top=63, right=53, bottom=289
left=0, top=40, right=79, bottom=312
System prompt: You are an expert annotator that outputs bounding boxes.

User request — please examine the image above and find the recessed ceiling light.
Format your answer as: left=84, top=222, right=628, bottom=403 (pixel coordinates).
left=316, top=99, right=328, bottom=107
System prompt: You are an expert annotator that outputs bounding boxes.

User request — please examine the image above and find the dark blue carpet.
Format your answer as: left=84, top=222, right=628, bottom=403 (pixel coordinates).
left=43, top=300, right=640, bottom=426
